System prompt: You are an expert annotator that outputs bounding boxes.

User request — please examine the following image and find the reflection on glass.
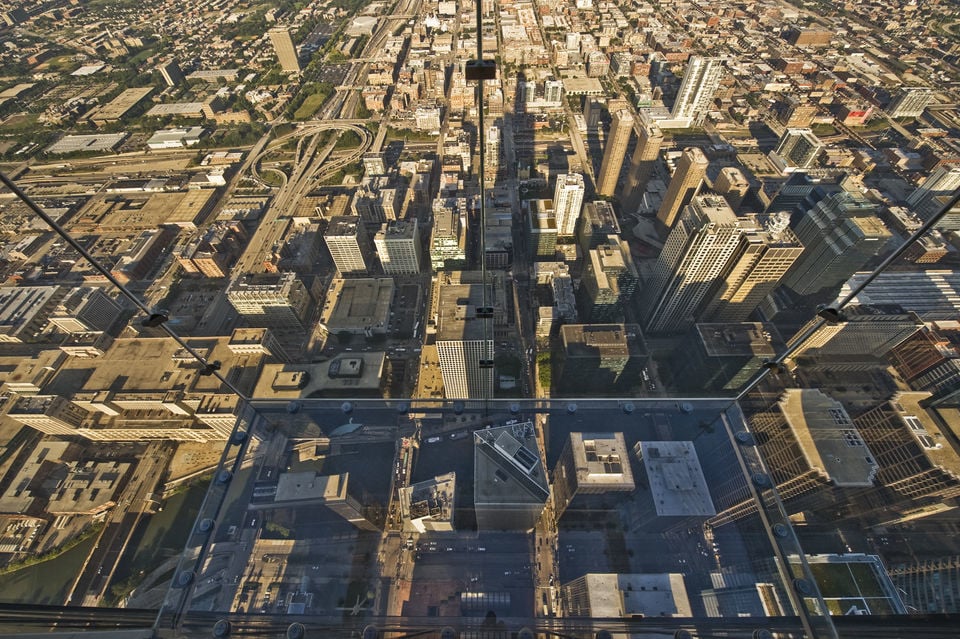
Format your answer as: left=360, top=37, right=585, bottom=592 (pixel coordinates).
left=0, top=0, right=959, bottom=638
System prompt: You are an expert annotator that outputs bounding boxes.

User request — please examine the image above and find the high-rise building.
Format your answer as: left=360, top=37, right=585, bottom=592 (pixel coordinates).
left=776, top=99, right=819, bottom=128
left=529, top=199, right=558, bottom=259
left=711, top=389, right=879, bottom=526
left=642, top=196, right=746, bottom=334
left=839, top=270, right=960, bottom=315
left=430, top=197, right=468, bottom=270
left=784, top=27, right=833, bottom=47
left=268, top=27, right=301, bottom=73
left=0, top=285, right=64, bottom=342
left=324, top=216, right=371, bottom=275
left=584, top=98, right=603, bottom=130
left=782, top=192, right=891, bottom=297
left=907, top=165, right=960, bottom=221
left=226, top=272, right=312, bottom=332
left=484, top=124, right=500, bottom=176
left=664, top=322, right=784, bottom=392
left=269, top=471, right=379, bottom=530
left=47, top=287, right=123, bottom=334
left=656, top=147, right=708, bottom=229
left=157, top=60, right=185, bottom=87
left=853, top=392, right=960, bottom=506
left=362, top=152, right=386, bottom=176
left=586, top=50, right=610, bottom=77
left=597, top=109, right=634, bottom=197
left=580, top=238, right=639, bottom=322
left=552, top=432, right=635, bottom=517
left=374, top=219, right=421, bottom=274
left=578, top=201, right=620, bottom=254
left=712, top=167, right=750, bottom=210
left=434, top=272, right=503, bottom=399
left=890, top=556, right=960, bottom=613
left=631, top=441, right=716, bottom=533
left=788, top=305, right=923, bottom=369
left=671, top=56, right=725, bottom=126
left=398, top=473, right=456, bottom=533
left=554, top=173, right=586, bottom=236
left=769, top=128, right=824, bottom=173
left=544, top=77, right=563, bottom=104
left=558, top=324, right=646, bottom=393
left=474, top=422, right=548, bottom=531
left=762, top=172, right=843, bottom=218
left=699, top=217, right=804, bottom=323
left=887, top=86, right=933, bottom=119
left=564, top=573, right=692, bottom=618
left=622, top=121, right=663, bottom=208
left=889, top=325, right=960, bottom=385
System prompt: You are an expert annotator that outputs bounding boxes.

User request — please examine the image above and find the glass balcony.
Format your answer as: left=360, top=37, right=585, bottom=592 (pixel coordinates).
left=3, top=2, right=960, bottom=639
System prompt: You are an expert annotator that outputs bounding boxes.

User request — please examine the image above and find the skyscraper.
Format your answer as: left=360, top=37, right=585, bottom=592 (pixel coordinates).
left=853, top=392, right=960, bottom=508
left=529, top=200, right=558, bottom=259
left=907, top=165, right=960, bottom=219
left=580, top=238, right=639, bottom=322
left=324, top=216, right=371, bottom=275
left=699, top=216, right=804, bottom=322
left=474, top=422, right=548, bottom=531
left=226, top=272, right=312, bottom=332
left=554, top=173, right=586, bottom=236
left=623, top=121, right=663, bottom=208
left=712, top=167, right=750, bottom=210
left=781, top=192, right=892, bottom=296
left=656, top=147, right=708, bottom=229
left=711, top=389, right=878, bottom=526
left=485, top=124, right=500, bottom=176
left=374, top=219, right=421, bottom=274
left=558, top=325, right=646, bottom=393
left=890, top=557, right=960, bottom=613
left=597, top=109, right=634, bottom=197
left=578, top=201, right=620, bottom=254
left=268, top=27, right=301, bottom=73
left=642, top=196, right=746, bottom=334
left=671, top=56, right=725, bottom=126
left=157, top=60, right=185, bottom=87
left=584, top=98, right=603, bottom=130
left=552, top=432, right=635, bottom=517
left=435, top=272, right=500, bottom=399
left=788, top=305, right=922, bottom=366
left=544, top=77, right=563, bottom=104
left=564, top=573, right=692, bottom=618
left=769, top=128, right=824, bottom=173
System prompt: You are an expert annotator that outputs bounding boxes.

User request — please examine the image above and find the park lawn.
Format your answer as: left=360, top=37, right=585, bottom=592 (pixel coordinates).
left=294, top=92, right=329, bottom=120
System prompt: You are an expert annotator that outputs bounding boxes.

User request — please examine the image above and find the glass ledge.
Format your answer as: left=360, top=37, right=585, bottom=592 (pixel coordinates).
left=146, top=397, right=837, bottom=638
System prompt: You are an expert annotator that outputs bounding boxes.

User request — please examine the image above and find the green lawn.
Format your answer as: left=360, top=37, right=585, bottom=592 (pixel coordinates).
left=849, top=562, right=885, bottom=597
left=809, top=562, right=857, bottom=598
left=293, top=91, right=329, bottom=120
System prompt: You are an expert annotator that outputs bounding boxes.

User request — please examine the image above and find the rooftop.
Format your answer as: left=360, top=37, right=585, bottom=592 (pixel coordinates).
left=274, top=471, right=348, bottom=505
left=570, top=432, right=635, bottom=490
left=474, top=422, right=549, bottom=506
left=888, top=392, right=960, bottom=476
left=696, top=323, right=783, bottom=358
left=638, top=441, right=716, bottom=517
left=398, top=472, right=455, bottom=531
left=576, top=573, right=693, bottom=618
left=435, top=271, right=505, bottom=341
left=319, top=278, right=394, bottom=335
left=779, top=390, right=879, bottom=487
left=562, top=324, right=645, bottom=359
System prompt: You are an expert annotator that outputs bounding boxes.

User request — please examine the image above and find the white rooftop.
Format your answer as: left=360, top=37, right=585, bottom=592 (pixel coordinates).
left=639, top=441, right=716, bottom=517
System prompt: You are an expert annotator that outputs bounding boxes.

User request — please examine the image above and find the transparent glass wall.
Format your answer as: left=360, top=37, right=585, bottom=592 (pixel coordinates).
left=1, top=0, right=959, bottom=637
